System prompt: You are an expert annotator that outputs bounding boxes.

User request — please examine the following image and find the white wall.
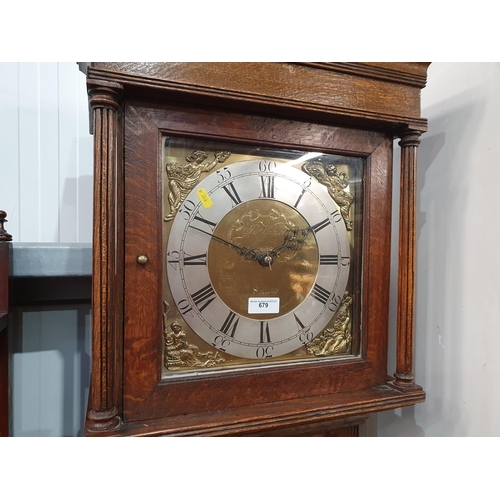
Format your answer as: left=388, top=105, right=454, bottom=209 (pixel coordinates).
left=1, top=63, right=93, bottom=436
left=2, top=62, right=499, bottom=436
left=378, top=62, right=500, bottom=436
left=0, top=62, right=93, bottom=243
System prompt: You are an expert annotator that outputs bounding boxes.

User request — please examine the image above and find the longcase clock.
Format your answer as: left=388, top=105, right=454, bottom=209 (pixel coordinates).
left=81, top=62, right=429, bottom=436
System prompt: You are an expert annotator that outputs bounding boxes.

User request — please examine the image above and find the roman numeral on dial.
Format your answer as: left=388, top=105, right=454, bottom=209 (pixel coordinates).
left=183, top=253, right=207, bottom=266
left=259, top=175, right=275, bottom=198
left=220, top=311, right=240, bottom=338
left=293, top=188, right=306, bottom=208
left=311, top=217, right=330, bottom=233
left=293, top=313, right=305, bottom=330
left=192, top=214, right=217, bottom=233
left=294, top=313, right=313, bottom=344
left=222, top=182, right=242, bottom=206
left=190, top=283, right=217, bottom=312
left=260, top=321, right=271, bottom=343
left=311, top=210, right=341, bottom=233
left=319, top=254, right=338, bottom=265
left=310, top=283, right=331, bottom=305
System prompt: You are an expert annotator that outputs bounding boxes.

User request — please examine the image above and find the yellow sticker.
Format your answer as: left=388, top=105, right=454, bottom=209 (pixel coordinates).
left=197, top=188, right=213, bottom=208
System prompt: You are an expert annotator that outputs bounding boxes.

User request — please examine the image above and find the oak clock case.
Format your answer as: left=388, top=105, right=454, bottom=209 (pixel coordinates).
left=120, top=100, right=394, bottom=427
left=83, top=62, right=428, bottom=436
left=162, top=139, right=364, bottom=375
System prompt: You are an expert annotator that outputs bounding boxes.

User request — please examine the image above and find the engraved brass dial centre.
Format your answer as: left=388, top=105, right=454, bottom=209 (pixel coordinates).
left=208, top=199, right=319, bottom=320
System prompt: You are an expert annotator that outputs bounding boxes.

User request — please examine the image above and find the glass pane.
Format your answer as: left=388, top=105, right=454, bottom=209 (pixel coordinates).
left=162, top=136, right=364, bottom=378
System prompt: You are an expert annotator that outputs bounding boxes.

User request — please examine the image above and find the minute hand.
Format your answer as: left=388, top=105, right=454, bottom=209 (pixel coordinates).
left=190, top=225, right=261, bottom=261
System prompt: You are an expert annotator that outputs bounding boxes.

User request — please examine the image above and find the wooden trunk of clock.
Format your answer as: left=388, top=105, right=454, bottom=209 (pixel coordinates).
left=82, top=62, right=429, bottom=436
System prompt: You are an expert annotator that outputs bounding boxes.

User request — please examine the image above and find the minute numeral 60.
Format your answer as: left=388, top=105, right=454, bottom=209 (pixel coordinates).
left=258, top=160, right=276, bottom=172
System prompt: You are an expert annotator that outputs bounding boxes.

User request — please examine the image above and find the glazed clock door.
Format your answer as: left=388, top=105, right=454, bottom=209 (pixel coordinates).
left=165, top=152, right=351, bottom=362
left=123, top=100, right=392, bottom=424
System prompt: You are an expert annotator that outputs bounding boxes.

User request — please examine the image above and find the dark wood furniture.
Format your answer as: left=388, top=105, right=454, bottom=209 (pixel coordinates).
left=81, top=62, right=429, bottom=436
left=0, top=211, right=12, bottom=437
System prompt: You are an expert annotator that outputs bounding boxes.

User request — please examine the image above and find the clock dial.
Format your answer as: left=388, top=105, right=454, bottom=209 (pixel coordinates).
left=166, top=159, right=351, bottom=359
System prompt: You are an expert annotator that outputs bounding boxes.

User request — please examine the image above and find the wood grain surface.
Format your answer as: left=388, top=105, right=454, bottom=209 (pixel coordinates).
left=83, top=63, right=428, bottom=436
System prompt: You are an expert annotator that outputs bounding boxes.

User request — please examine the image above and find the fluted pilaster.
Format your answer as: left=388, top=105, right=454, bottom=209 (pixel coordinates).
left=393, top=130, right=421, bottom=389
left=85, top=79, right=124, bottom=433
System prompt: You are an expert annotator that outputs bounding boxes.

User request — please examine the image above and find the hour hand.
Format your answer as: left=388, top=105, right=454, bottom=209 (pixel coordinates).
left=270, top=227, right=313, bottom=258
left=190, top=226, right=261, bottom=261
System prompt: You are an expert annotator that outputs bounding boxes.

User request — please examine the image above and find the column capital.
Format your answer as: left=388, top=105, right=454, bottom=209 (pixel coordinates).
left=398, top=129, right=422, bottom=147
left=87, top=78, right=124, bottom=111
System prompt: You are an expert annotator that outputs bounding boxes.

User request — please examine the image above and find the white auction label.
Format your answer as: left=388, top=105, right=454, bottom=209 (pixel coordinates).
left=248, top=297, right=280, bottom=314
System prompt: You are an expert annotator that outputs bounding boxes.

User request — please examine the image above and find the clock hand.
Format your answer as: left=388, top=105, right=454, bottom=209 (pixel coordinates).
left=190, top=226, right=262, bottom=261
left=270, top=227, right=313, bottom=258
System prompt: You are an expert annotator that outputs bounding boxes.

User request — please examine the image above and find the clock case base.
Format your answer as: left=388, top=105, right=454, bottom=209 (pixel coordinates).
left=85, top=383, right=424, bottom=437
left=82, top=62, right=429, bottom=437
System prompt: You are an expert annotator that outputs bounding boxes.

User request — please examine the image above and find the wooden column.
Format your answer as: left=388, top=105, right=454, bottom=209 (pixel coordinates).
left=85, top=80, right=124, bottom=433
left=393, top=130, right=421, bottom=389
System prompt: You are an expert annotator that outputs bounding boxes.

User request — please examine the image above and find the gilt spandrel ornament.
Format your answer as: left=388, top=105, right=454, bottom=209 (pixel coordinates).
left=301, top=161, right=354, bottom=231
left=164, top=150, right=231, bottom=221
left=306, top=292, right=353, bottom=356
left=163, top=302, right=225, bottom=370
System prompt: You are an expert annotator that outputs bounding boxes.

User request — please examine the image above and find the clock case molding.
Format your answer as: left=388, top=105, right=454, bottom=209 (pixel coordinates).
left=81, top=62, right=429, bottom=436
